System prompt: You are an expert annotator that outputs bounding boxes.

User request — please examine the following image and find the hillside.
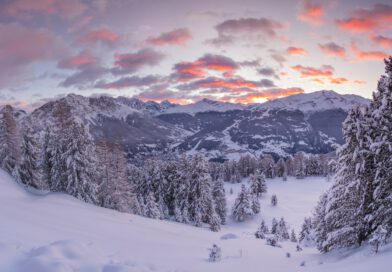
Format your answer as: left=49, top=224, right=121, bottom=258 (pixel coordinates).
left=1, top=170, right=391, bottom=272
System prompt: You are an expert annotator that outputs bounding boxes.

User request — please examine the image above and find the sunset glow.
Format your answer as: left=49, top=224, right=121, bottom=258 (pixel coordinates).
left=0, top=0, right=391, bottom=108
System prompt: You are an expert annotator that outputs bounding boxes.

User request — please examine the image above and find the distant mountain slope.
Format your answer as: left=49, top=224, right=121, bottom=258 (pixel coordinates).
left=5, top=90, right=370, bottom=160
left=252, top=90, right=370, bottom=113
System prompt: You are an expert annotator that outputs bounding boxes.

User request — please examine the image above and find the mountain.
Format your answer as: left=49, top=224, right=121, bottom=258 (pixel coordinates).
left=10, top=91, right=370, bottom=160
left=26, top=94, right=186, bottom=158
left=252, top=90, right=370, bottom=113
left=161, top=98, right=245, bottom=115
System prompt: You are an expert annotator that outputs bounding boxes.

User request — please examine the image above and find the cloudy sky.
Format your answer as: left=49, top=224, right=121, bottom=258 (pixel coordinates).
left=0, top=0, right=391, bottom=108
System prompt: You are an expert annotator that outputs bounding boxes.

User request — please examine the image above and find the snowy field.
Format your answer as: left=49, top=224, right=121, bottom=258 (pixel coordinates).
left=0, top=170, right=391, bottom=272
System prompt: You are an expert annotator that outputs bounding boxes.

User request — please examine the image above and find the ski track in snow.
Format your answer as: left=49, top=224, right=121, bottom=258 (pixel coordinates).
left=1, top=170, right=391, bottom=272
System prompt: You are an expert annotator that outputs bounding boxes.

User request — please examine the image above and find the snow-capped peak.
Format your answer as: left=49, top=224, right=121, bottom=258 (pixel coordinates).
left=162, top=98, right=245, bottom=115
left=251, top=90, right=370, bottom=113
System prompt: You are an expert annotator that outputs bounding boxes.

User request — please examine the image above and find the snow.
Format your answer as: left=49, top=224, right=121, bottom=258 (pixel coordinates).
left=163, top=98, right=245, bottom=115
left=250, top=90, right=370, bottom=113
left=1, top=170, right=391, bottom=272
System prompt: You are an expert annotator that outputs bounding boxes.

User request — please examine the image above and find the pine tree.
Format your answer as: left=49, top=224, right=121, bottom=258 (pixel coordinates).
left=212, top=175, right=227, bottom=224
left=271, top=218, right=278, bottom=234
left=208, top=244, right=222, bottom=262
left=232, top=184, right=253, bottom=222
left=0, top=105, right=19, bottom=174
left=41, top=127, right=54, bottom=190
left=62, top=123, right=98, bottom=204
left=145, top=192, right=161, bottom=219
left=369, top=225, right=388, bottom=253
left=251, top=195, right=260, bottom=214
left=255, top=220, right=269, bottom=239
left=249, top=170, right=267, bottom=197
left=290, top=229, right=298, bottom=243
left=277, top=217, right=290, bottom=241
left=18, top=127, right=40, bottom=188
left=299, top=217, right=314, bottom=246
left=271, top=194, right=278, bottom=206
left=260, top=154, right=275, bottom=178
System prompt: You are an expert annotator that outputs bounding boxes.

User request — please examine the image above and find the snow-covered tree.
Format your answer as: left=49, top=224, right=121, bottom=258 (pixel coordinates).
left=251, top=195, right=260, bottom=214
left=276, top=217, right=290, bottom=241
left=293, top=152, right=306, bottom=179
left=255, top=220, right=269, bottom=239
left=260, top=154, right=275, bottom=178
left=0, top=105, right=19, bottom=174
left=18, top=127, right=40, bottom=188
left=145, top=192, right=161, bottom=219
left=249, top=170, right=267, bottom=197
left=290, top=229, right=298, bottom=243
left=232, top=184, right=253, bottom=222
left=208, top=244, right=222, bottom=262
left=212, top=175, right=227, bottom=224
left=61, top=123, right=99, bottom=204
left=271, top=218, right=278, bottom=234
left=369, top=225, right=388, bottom=254
left=299, top=217, right=314, bottom=247
left=271, top=194, right=278, bottom=206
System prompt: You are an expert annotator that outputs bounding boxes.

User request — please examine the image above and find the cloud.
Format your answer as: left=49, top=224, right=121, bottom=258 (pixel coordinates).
left=209, top=17, right=284, bottom=47
left=58, top=50, right=97, bottom=69
left=234, top=87, right=305, bottom=103
left=146, top=28, right=192, bottom=46
left=270, top=52, right=287, bottom=66
left=215, top=17, right=283, bottom=37
left=95, top=75, right=161, bottom=89
left=318, top=42, right=346, bottom=58
left=297, top=0, right=324, bottom=26
left=59, top=66, right=107, bottom=88
left=0, top=23, right=64, bottom=89
left=292, top=64, right=334, bottom=77
left=112, top=48, right=165, bottom=75
left=292, top=64, right=351, bottom=85
left=81, top=28, right=120, bottom=46
left=258, top=67, right=279, bottom=79
left=336, top=4, right=392, bottom=33
left=1, top=0, right=87, bottom=20
left=171, top=54, right=239, bottom=82
left=177, top=76, right=275, bottom=92
left=286, top=46, right=307, bottom=56
left=371, top=35, right=392, bottom=49
left=351, top=42, right=388, bottom=61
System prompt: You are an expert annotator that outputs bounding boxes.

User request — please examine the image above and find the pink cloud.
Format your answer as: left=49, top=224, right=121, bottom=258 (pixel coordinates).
left=286, top=47, right=307, bottom=56
left=319, top=42, right=346, bottom=58
left=371, top=35, right=392, bottom=49
left=81, top=28, right=120, bottom=46
left=351, top=42, right=388, bottom=61
left=0, top=23, right=63, bottom=88
left=95, top=75, right=161, bottom=89
left=298, top=0, right=324, bottom=26
left=58, top=51, right=97, bottom=69
left=2, top=0, right=86, bottom=20
left=146, top=28, right=192, bottom=46
left=292, top=65, right=334, bottom=77
left=112, top=48, right=165, bottom=75
left=336, top=4, right=392, bottom=33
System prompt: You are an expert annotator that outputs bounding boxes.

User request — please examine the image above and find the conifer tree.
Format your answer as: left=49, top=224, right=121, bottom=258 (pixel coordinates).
left=249, top=170, right=267, bottom=197
left=255, top=220, right=269, bottom=239
left=145, top=192, right=161, bottom=219
left=0, top=105, right=19, bottom=174
left=212, top=175, right=227, bottom=224
left=232, top=184, right=253, bottom=222
left=18, top=127, right=40, bottom=188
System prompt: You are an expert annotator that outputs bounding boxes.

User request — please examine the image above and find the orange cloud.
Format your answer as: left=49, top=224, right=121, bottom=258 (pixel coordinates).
left=146, top=28, right=192, bottom=46
left=286, top=47, right=307, bottom=56
left=297, top=0, right=324, bottom=26
left=354, top=80, right=366, bottom=84
left=292, top=65, right=334, bottom=77
left=351, top=42, right=388, bottom=61
left=234, top=87, right=305, bottom=103
left=329, top=77, right=348, bottom=84
left=336, top=4, right=392, bottom=33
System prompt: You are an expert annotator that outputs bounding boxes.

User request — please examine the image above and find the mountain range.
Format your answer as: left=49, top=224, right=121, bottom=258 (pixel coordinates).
left=12, top=90, right=370, bottom=161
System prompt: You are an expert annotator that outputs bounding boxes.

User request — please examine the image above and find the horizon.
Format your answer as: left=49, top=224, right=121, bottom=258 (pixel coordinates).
left=1, top=0, right=391, bottom=109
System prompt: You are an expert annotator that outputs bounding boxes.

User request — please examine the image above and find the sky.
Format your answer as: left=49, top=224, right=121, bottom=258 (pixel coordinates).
left=0, top=0, right=391, bottom=109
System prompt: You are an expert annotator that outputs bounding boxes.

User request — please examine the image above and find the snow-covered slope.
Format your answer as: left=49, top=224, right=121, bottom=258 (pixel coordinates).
left=1, top=170, right=391, bottom=272
left=163, top=98, right=245, bottom=115
left=252, top=90, right=370, bottom=113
